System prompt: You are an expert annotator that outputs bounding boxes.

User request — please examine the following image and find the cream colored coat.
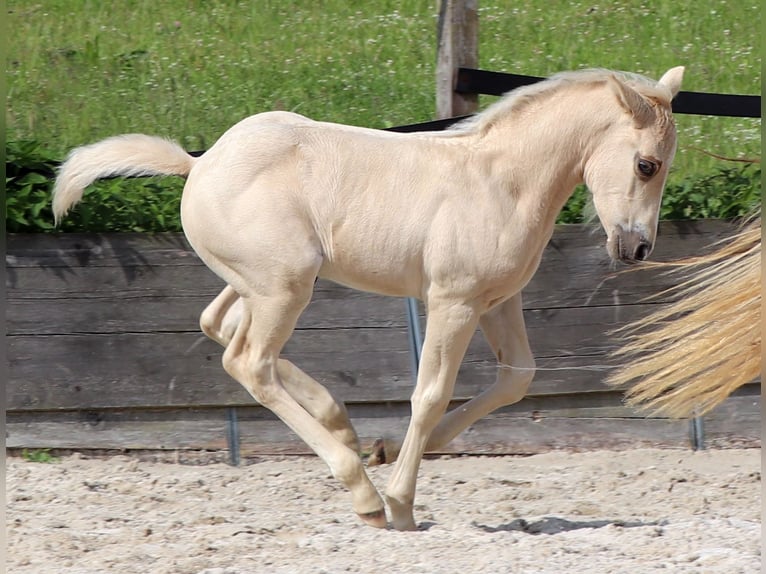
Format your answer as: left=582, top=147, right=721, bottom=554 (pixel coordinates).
left=54, top=67, right=684, bottom=530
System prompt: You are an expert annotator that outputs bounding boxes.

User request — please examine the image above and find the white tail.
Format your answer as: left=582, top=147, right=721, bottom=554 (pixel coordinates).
left=52, top=134, right=195, bottom=223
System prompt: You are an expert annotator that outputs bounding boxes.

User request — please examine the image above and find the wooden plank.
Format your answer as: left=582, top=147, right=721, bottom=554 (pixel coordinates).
left=6, top=284, right=410, bottom=334
left=236, top=411, right=692, bottom=455
left=8, top=221, right=736, bottom=269
left=6, top=408, right=229, bottom=451
left=6, top=264, right=223, bottom=299
left=7, top=220, right=737, bottom=288
left=438, top=414, right=692, bottom=454
left=7, top=330, right=413, bottom=410
left=521, top=219, right=740, bottom=308
left=7, top=300, right=664, bottom=411
left=407, top=301, right=668, bottom=398
left=8, top=262, right=666, bottom=335
left=7, top=393, right=693, bottom=454
left=702, top=387, right=761, bottom=448
left=5, top=232, right=203, bottom=268
left=7, top=295, right=214, bottom=335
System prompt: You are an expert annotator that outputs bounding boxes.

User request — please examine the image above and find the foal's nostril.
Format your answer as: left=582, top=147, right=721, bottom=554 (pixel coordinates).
left=634, top=241, right=651, bottom=261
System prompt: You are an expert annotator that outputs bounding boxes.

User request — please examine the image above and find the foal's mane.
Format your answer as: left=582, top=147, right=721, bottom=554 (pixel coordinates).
left=450, top=68, right=675, bottom=135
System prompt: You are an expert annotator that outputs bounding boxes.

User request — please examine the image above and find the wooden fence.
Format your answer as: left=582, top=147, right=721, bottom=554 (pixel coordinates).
left=6, top=220, right=760, bottom=456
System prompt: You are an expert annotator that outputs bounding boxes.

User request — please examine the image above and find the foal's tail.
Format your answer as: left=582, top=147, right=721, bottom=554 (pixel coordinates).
left=52, top=134, right=195, bottom=223
left=606, top=215, right=761, bottom=417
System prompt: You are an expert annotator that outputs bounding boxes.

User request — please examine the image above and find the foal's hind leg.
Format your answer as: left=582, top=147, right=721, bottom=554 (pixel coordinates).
left=200, top=285, right=360, bottom=452
left=217, top=275, right=385, bottom=527
left=200, top=284, right=241, bottom=346
left=277, top=360, right=361, bottom=453
left=369, top=294, right=535, bottom=465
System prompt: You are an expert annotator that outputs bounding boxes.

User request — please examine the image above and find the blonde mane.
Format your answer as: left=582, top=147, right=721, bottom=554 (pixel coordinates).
left=450, top=68, right=675, bottom=135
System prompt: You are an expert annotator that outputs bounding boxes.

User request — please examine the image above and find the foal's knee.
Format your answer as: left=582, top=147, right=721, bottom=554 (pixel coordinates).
left=496, top=357, right=536, bottom=405
left=199, top=305, right=221, bottom=341
left=200, top=297, right=242, bottom=347
left=410, top=383, right=452, bottom=428
left=223, top=346, right=281, bottom=404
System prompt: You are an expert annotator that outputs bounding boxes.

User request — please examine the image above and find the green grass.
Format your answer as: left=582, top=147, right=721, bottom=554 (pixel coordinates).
left=476, top=1, right=761, bottom=181
left=21, top=448, right=58, bottom=463
left=6, top=0, right=760, bottom=216
left=7, top=1, right=439, bottom=152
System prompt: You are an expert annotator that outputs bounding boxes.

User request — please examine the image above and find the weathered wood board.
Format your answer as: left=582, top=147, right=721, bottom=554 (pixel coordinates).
left=7, top=390, right=758, bottom=453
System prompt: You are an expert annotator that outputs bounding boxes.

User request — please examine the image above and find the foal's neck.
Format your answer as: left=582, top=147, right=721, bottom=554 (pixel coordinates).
left=474, top=88, right=612, bottom=229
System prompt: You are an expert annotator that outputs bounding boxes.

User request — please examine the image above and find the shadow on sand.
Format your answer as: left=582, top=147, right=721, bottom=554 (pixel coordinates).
left=472, top=516, right=665, bottom=535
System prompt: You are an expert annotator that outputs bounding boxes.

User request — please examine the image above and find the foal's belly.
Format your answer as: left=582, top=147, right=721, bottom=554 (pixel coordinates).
left=317, top=258, right=421, bottom=299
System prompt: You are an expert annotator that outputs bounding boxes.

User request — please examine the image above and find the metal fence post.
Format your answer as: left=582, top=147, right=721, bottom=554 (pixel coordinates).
left=690, top=415, right=705, bottom=451
left=226, top=406, right=241, bottom=465
left=405, top=297, right=424, bottom=382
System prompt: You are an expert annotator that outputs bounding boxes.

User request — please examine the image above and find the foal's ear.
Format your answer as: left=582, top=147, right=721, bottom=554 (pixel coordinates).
left=609, top=75, right=654, bottom=127
left=658, top=66, right=684, bottom=99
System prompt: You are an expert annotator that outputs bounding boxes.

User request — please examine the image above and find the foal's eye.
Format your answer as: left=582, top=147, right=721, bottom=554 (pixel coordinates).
left=637, top=158, right=658, bottom=178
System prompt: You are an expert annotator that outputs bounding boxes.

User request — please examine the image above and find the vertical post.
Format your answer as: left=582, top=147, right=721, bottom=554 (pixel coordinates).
left=405, top=297, right=424, bottom=382
left=226, top=406, right=241, bottom=466
left=436, top=0, right=479, bottom=119
left=690, top=415, right=705, bottom=451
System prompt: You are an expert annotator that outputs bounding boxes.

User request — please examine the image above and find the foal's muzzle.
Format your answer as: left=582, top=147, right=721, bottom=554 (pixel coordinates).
left=609, top=228, right=653, bottom=263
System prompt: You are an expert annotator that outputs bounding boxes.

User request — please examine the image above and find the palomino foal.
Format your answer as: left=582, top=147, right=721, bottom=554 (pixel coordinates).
left=53, top=67, right=683, bottom=531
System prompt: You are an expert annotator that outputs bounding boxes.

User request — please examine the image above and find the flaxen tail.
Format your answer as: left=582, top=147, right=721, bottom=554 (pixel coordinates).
left=53, top=134, right=195, bottom=223
left=606, top=215, right=761, bottom=417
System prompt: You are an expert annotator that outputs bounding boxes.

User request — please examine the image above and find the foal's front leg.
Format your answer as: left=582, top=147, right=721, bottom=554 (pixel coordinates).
left=385, top=297, right=481, bottom=530
left=369, top=294, right=535, bottom=465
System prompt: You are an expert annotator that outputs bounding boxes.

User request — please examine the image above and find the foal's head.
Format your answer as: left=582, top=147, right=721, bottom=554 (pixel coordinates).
left=584, top=66, right=684, bottom=263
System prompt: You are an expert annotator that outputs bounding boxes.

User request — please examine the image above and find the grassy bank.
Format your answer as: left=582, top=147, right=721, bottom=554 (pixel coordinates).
left=6, top=1, right=760, bottom=230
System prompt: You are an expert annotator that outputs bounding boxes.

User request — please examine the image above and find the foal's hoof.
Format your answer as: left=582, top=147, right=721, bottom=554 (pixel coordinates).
left=387, top=498, right=417, bottom=531
left=367, top=438, right=387, bottom=466
left=367, top=438, right=400, bottom=467
left=357, top=509, right=388, bottom=529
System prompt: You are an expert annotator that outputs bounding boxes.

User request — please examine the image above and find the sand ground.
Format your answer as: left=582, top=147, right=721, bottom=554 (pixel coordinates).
left=7, top=448, right=761, bottom=573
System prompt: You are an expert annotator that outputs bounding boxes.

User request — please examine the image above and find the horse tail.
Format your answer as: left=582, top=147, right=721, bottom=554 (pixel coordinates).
left=53, top=134, right=195, bottom=224
left=606, top=215, right=761, bottom=417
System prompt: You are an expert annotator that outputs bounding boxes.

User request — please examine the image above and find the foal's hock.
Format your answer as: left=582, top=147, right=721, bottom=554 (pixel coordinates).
left=53, top=66, right=683, bottom=530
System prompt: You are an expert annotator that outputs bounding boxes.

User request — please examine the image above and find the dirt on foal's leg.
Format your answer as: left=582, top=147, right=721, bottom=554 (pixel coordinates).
left=200, top=285, right=361, bottom=453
